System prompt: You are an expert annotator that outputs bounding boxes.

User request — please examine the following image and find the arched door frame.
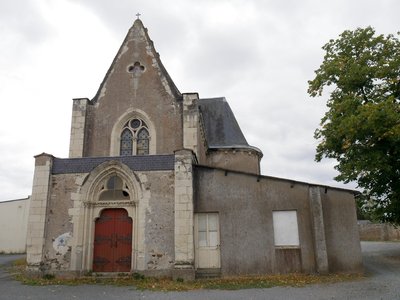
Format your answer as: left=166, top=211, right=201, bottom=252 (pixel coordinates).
left=71, top=161, right=146, bottom=273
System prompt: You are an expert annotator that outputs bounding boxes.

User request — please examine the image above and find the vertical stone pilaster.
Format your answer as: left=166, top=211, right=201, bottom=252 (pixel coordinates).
left=69, top=182, right=85, bottom=272
left=26, top=153, right=53, bottom=272
left=69, top=98, right=88, bottom=158
left=135, top=173, right=150, bottom=271
left=309, top=186, right=329, bottom=273
left=173, top=149, right=195, bottom=280
left=182, top=93, right=200, bottom=158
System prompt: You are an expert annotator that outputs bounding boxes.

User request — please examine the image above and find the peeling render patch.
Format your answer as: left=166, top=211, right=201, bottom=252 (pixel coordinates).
left=53, top=232, right=72, bottom=255
left=116, top=45, right=129, bottom=61
left=99, top=86, right=107, bottom=99
left=150, top=59, right=174, bottom=97
left=161, top=76, right=173, bottom=97
left=146, top=45, right=154, bottom=57
left=130, top=25, right=146, bottom=43
left=120, top=45, right=129, bottom=56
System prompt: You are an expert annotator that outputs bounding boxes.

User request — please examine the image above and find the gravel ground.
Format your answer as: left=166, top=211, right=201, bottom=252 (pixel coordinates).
left=1, top=241, right=399, bottom=300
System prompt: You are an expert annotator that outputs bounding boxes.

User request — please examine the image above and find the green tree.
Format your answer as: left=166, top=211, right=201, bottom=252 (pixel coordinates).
left=308, top=27, right=400, bottom=224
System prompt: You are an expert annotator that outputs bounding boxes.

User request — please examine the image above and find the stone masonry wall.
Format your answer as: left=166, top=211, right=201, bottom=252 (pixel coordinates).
left=174, top=150, right=195, bottom=279
left=69, top=98, right=88, bottom=158
left=42, top=174, right=80, bottom=272
left=144, top=171, right=175, bottom=271
left=33, top=164, right=176, bottom=275
left=26, top=154, right=52, bottom=271
left=182, top=93, right=200, bottom=158
left=359, top=221, right=400, bottom=241
left=83, top=21, right=183, bottom=157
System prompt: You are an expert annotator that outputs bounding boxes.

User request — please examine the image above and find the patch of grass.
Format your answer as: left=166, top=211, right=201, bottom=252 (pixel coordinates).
left=200, top=273, right=363, bottom=290
left=8, top=259, right=363, bottom=291
left=12, top=258, right=27, bottom=267
left=42, top=274, right=55, bottom=280
left=132, top=272, right=145, bottom=280
left=202, top=277, right=274, bottom=290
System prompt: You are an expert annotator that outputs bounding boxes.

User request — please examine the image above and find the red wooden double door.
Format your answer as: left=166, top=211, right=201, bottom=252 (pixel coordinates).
left=93, top=209, right=133, bottom=272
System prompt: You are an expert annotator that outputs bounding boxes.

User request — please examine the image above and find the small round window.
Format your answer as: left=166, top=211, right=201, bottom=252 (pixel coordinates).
left=130, top=119, right=141, bottom=129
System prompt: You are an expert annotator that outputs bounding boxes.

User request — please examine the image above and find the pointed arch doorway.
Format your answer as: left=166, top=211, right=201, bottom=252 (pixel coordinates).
left=74, top=163, right=144, bottom=274
left=93, top=208, right=133, bottom=272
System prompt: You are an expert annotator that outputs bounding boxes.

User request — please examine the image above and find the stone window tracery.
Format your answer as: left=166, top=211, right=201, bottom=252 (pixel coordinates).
left=120, top=129, right=133, bottom=156
left=119, top=118, right=150, bottom=156
left=99, top=175, right=130, bottom=201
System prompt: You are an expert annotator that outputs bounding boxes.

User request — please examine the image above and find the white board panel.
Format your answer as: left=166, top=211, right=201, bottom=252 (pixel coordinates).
left=273, top=210, right=300, bottom=246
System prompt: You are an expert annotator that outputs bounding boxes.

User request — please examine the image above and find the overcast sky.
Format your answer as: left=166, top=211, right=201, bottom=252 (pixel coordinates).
left=0, top=0, right=399, bottom=201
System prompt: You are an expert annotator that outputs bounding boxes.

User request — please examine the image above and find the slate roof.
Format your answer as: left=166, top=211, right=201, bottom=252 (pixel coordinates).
left=52, top=155, right=175, bottom=174
left=199, top=97, right=262, bottom=153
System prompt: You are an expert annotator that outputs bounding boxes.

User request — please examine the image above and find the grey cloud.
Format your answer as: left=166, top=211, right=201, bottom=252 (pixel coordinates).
left=0, top=142, right=33, bottom=200
left=0, top=0, right=53, bottom=44
left=0, top=0, right=53, bottom=72
left=0, top=168, right=32, bottom=200
left=184, top=35, right=262, bottom=95
left=2, top=0, right=398, bottom=200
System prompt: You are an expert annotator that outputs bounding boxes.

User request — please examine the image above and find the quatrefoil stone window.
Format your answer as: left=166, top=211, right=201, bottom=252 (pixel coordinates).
left=128, top=61, right=145, bottom=77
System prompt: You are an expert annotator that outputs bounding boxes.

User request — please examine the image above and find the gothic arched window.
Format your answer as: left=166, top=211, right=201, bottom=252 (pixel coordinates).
left=120, top=129, right=133, bottom=156
left=119, top=118, right=150, bottom=156
left=137, top=128, right=149, bottom=155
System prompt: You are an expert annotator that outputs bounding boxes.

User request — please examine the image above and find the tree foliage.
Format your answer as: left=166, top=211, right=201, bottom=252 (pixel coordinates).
left=308, top=27, right=400, bottom=224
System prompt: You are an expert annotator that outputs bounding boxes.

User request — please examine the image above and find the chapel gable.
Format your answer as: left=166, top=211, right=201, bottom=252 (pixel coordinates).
left=69, top=19, right=183, bottom=158
left=26, top=18, right=362, bottom=280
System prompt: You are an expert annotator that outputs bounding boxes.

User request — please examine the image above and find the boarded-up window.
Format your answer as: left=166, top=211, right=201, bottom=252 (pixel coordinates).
left=272, top=210, right=300, bottom=247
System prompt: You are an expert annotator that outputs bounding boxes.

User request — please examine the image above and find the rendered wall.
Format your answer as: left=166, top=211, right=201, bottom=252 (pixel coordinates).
left=321, top=188, right=363, bottom=272
left=205, top=149, right=261, bottom=175
left=193, top=165, right=362, bottom=275
left=193, top=166, right=315, bottom=275
left=0, top=198, right=30, bottom=253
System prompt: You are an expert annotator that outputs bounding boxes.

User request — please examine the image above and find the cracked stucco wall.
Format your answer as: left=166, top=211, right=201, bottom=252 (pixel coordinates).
left=42, top=174, right=77, bottom=272
left=144, top=172, right=175, bottom=270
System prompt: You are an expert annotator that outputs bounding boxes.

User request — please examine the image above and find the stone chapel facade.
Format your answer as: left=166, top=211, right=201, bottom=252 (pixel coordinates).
left=26, top=19, right=362, bottom=279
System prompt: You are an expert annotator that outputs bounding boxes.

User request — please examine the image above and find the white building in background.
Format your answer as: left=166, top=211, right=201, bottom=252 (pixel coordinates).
left=0, top=197, right=30, bottom=253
